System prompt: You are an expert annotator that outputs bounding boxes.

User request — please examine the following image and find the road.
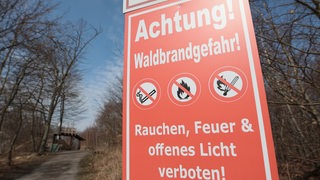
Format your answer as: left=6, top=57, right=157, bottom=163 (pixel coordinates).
left=16, top=151, right=89, bottom=180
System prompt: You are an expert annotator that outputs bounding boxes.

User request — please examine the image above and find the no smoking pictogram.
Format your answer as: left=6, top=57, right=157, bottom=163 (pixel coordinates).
left=133, top=78, right=160, bottom=109
left=168, top=73, right=201, bottom=106
left=209, top=66, right=247, bottom=102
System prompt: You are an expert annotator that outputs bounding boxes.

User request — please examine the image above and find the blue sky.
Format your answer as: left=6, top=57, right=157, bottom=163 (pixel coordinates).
left=57, top=0, right=124, bottom=131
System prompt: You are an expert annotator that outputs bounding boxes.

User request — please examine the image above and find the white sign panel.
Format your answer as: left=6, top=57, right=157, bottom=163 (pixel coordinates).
left=123, top=0, right=167, bottom=13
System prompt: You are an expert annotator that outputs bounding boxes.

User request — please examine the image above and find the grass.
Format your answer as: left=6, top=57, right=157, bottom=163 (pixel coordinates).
left=78, top=152, right=96, bottom=179
left=78, top=144, right=122, bottom=180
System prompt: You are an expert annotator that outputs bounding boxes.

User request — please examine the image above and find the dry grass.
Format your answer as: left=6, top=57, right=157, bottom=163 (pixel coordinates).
left=0, top=153, right=51, bottom=179
left=79, top=144, right=122, bottom=180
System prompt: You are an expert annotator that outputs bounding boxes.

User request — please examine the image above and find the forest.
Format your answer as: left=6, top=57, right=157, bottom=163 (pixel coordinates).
left=0, top=0, right=99, bottom=165
left=0, top=0, right=319, bottom=179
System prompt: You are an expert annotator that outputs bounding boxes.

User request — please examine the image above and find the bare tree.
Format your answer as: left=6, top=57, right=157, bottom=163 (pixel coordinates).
left=0, top=0, right=57, bottom=154
left=37, top=21, right=99, bottom=154
left=92, top=76, right=123, bottom=146
left=251, top=0, right=320, bottom=178
left=0, top=0, right=100, bottom=166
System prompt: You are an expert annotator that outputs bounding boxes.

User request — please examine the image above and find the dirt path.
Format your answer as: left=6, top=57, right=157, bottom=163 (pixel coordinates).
left=15, top=151, right=89, bottom=180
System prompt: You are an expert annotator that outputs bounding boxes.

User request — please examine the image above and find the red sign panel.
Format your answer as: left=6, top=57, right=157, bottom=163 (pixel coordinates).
left=123, top=0, right=279, bottom=179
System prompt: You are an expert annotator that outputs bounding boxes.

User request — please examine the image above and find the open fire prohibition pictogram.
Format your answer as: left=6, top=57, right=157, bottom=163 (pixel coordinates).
left=209, top=66, right=247, bottom=102
left=168, top=73, right=201, bottom=106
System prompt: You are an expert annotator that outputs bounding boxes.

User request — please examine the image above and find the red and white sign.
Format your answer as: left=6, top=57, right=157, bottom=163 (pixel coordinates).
left=123, top=0, right=279, bottom=179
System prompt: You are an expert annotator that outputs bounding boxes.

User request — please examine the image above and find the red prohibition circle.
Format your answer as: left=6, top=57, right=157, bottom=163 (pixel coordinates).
left=208, top=66, right=248, bottom=102
left=167, top=73, right=201, bottom=106
left=132, top=78, right=161, bottom=110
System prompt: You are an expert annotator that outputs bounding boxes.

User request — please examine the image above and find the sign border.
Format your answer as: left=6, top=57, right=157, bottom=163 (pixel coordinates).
left=123, top=0, right=167, bottom=13
left=239, top=1, right=272, bottom=178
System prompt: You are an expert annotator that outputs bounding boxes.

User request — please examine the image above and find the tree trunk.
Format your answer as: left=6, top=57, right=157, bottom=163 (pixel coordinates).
left=38, top=92, right=59, bottom=155
left=7, top=106, right=23, bottom=166
left=58, top=93, right=65, bottom=136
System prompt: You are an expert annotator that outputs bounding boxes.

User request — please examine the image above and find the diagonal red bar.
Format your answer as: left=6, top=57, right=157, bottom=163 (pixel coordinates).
left=174, top=80, right=194, bottom=98
left=138, top=85, right=156, bottom=102
left=216, top=75, right=241, bottom=94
